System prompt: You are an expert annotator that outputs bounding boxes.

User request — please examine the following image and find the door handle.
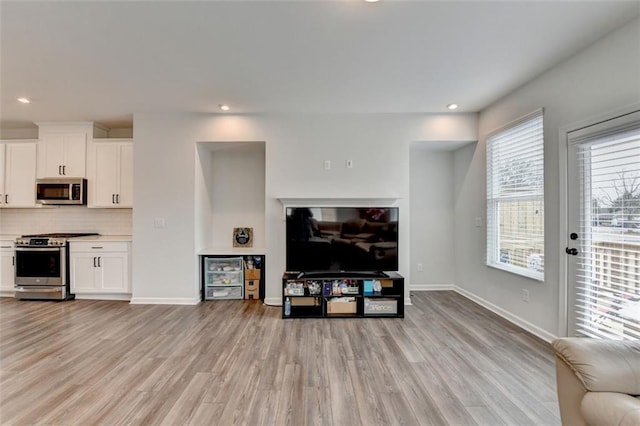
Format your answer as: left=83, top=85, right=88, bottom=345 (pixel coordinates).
left=565, top=247, right=579, bottom=256
left=98, top=257, right=101, bottom=267
left=4, top=194, right=7, bottom=204
left=112, top=194, right=115, bottom=204
left=12, top=256, right=14, bottom=266
left=59, top=165, right=62, bottom=175
left=93, top=256, right=97, bottom=267
left=116, top=194, right=120, bottom=204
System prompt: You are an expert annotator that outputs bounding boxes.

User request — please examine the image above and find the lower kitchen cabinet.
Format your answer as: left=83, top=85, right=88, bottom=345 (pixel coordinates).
left=70, top=241, right=130, bottom=297
left=0, top=240, right=15, bottom=295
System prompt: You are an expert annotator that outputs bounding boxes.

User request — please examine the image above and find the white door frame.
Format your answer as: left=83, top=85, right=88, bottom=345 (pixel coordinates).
left=558, top=103, right=640, bottom=337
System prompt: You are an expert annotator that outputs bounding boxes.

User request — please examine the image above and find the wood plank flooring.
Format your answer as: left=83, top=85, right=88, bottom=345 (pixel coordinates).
left=0, top=292, right=560, bottom=425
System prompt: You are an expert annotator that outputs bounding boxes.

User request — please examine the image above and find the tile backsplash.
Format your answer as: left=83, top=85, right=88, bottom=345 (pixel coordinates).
left=0, top=208, right=132, bottom=236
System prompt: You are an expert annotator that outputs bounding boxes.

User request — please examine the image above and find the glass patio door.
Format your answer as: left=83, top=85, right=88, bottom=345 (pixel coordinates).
left=567, top=110, right=640, bottom=339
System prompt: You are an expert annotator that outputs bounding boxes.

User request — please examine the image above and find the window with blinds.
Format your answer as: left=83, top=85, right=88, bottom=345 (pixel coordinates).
left=573, top=120, right=640, bottom=340
left=486, top=109, right=544, bottom=280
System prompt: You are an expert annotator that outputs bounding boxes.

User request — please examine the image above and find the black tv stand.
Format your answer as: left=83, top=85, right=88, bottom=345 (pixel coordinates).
left=296, top=271, right=388, bottom=279
left=283, top=271, right=404, bottom=318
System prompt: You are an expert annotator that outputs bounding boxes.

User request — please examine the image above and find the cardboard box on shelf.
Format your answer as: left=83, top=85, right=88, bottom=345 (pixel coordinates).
left=327, top=300, right=357, bottom=315
left=245, top=269, right=260, bottom=280
left=245, top=279, right=259, bottom=291
left=245, top=289, right=259, bottom=300
left=291, top=297, right=317, bottom=306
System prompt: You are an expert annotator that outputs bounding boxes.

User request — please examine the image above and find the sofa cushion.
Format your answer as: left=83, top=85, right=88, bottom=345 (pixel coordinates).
left=581, top=392, right=640, bottom=426
left=552, top=338, right=640, bottom=394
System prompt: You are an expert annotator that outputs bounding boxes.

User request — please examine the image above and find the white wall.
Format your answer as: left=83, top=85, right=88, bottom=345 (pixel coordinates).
left=132, top=113, right=477, bottom=304
left=454, top=17, right=640, bottom=339
left=409, top=146, right=457, bottom=288
left=208, top=143, right=265, bottom=249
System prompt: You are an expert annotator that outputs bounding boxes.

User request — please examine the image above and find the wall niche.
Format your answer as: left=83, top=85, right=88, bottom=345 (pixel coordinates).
left=195, top=141, right=266, bottom=252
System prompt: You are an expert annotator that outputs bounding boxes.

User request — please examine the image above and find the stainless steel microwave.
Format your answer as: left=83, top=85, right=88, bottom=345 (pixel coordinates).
left=36, top=178, right=87, bottom=205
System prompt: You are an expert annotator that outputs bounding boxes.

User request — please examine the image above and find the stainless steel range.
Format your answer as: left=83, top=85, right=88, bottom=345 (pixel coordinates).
left=15, top=233, right=98, bottom=300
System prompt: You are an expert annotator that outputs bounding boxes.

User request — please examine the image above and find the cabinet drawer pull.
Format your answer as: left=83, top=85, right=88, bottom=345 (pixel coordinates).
left=91, top=246, right=103, bottom=249
left=0, top=246, right=11, bottom=249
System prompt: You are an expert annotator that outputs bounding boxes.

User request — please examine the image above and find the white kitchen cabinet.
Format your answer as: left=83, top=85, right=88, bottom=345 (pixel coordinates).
left=0, top=145, right=4, bottom=196
left=0, top=240, right=15, bottom=295
left=0, top=142, right=37, bottom=208
left=37, top=132, right=87, bottom=178
left=70, top=241, right=130, bottom=297
left=87, top=140, right=133, bottom=208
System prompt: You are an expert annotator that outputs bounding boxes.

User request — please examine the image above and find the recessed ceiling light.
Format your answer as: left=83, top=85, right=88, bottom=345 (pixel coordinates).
left=365, top=0, right=380, bottom=2
left=447, top=103, right=458, bottom=110
left=17, top=97, right=31, bottom=104
left=219, top=104, right=230, bottom=111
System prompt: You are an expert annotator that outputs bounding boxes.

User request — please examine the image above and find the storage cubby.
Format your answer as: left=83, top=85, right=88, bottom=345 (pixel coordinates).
left=282, top=271, right=404, bottom=319
left=201, top=255, right=265, bottom=301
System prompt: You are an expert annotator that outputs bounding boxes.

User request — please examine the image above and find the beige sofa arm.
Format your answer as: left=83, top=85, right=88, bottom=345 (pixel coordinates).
left=552, top=338, right=640, bottom=394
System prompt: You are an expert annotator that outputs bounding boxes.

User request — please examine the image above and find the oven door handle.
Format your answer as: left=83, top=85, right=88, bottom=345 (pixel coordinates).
left=15, top=247, right=62, bottom=252
left=14, top=286, right=61, bottom=293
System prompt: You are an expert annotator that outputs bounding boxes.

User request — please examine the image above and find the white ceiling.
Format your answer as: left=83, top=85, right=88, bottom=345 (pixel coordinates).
left=1, top=0, right=639, bottom=130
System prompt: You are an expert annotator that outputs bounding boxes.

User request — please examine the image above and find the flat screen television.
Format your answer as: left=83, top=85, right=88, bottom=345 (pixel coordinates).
left=286, top=207, right=399, bottom=273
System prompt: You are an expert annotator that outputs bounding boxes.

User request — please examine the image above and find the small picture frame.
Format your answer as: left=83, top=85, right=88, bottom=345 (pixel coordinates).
left=233, top=227, right=253, bottom=247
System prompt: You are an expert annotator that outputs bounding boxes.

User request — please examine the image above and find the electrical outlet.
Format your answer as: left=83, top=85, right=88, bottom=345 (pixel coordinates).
left=522, top=289, right=530, bottom=303
left=154, top=217, right=166, bottom=228
left=324, top=160, right=331, bottom=170
left=417, top=263, right=423, bottom=271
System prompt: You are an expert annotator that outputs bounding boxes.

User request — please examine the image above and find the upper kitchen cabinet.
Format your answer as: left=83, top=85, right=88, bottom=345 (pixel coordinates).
left=0, top=141, right=37, bottom=208
left=87, top=139, right=133, bottom=208
left=36, top=122, right=108, bottom=178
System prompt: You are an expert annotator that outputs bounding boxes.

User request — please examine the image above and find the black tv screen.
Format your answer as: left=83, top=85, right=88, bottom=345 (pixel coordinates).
left=286, top=207, right=399, bottom=272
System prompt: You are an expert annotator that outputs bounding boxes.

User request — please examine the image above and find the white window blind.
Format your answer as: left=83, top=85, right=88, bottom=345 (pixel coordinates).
left=487, top=109, right=544, bottom=280
left=572, top=120, right=640, bottom=340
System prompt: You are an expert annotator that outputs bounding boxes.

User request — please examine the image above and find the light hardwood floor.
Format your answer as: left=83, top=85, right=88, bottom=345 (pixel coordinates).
left=0, top=291, right=560, bottom=425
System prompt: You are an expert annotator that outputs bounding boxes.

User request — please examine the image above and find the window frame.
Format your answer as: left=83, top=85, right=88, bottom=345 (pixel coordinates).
left=486, top=109, right=545, bottom=281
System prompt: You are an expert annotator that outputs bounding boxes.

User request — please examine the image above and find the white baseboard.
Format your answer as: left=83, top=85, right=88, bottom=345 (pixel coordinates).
left=410, top=284, right=455, bottom=291
left=129, top=297, right=200, bottom=305
left=75, top=294, right=131, bottom=301
left=453, top=286, right=557, bottom=343
left=264, top=297, right=282, bottom=307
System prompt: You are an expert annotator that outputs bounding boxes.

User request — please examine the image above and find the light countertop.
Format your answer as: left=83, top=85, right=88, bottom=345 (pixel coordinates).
left=69, top=235, right=132, bottom=242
